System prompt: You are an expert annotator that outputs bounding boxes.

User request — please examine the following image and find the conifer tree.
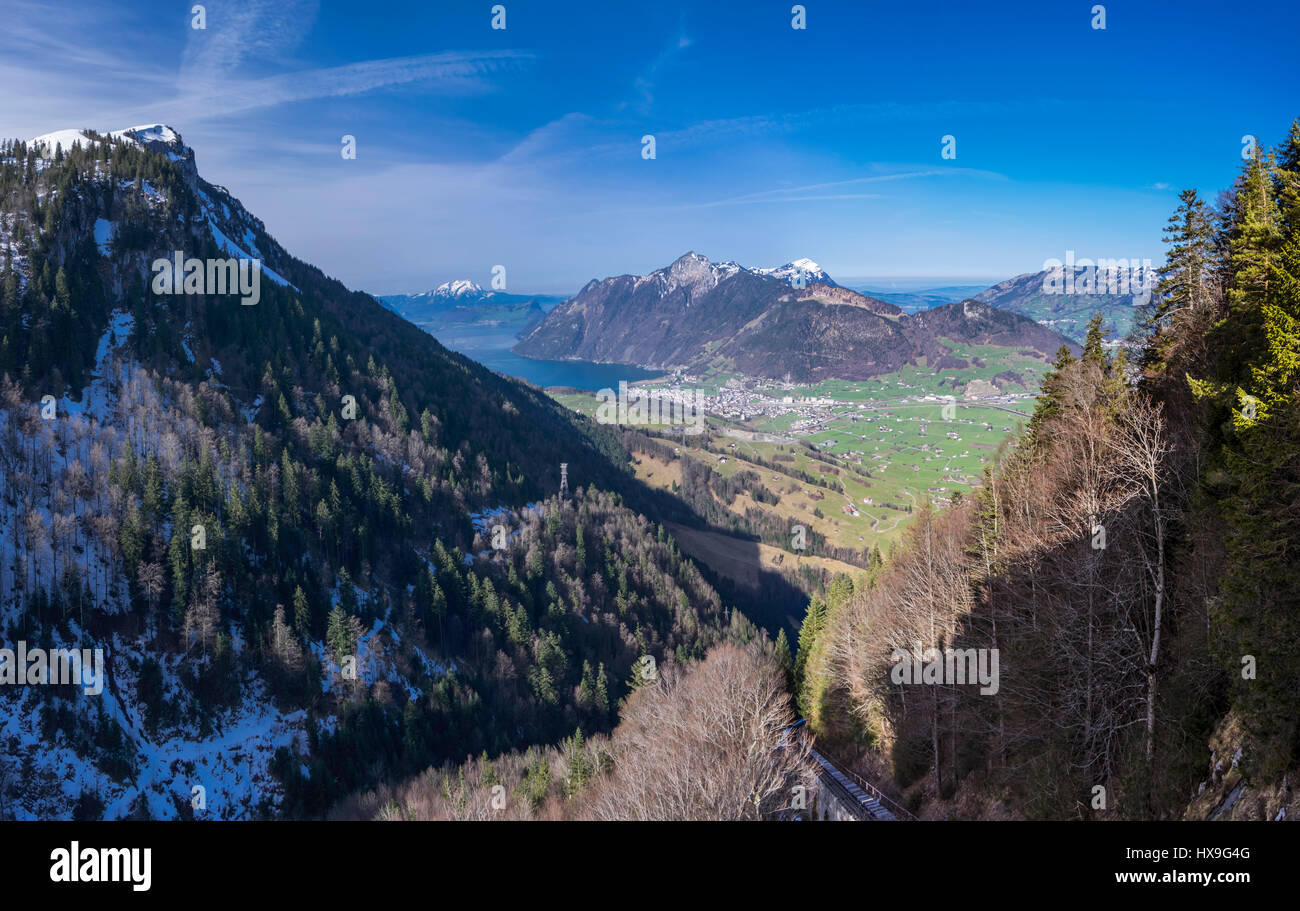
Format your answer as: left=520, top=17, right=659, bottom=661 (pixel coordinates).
left=292, top=586, right=311, bottom=638
left=1189, top=131, right=1300, bottom=776
left=1082, top=313, right=1108, bottom=365
left=773, top=628, right=793, bottom=681
left=1154, top=189, right=1216, bottom=328
left=326, top=605, right=352, bottom=665
left=793, top=596, right=826, bottom=714
left=1028, top=345, right=1078, bottom=440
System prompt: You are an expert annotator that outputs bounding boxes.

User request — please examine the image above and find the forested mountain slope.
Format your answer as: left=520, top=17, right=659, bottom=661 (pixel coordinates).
left=798, top=118, right=1300, bottom=821
left=0, top=127, right=741, bottom=819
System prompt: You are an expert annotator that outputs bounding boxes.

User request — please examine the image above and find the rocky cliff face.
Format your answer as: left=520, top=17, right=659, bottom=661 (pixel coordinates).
left=1184, top=712, right=1297, bottom=821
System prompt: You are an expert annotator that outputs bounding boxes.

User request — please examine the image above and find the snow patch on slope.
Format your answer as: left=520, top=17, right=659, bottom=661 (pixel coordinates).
left=29, top=129, right=99, bottom=155
left=61, top=310, right=135, bottom=420
left=93, top=218, right=115, bottom=257
left=200, top=200, right=295, bottom=290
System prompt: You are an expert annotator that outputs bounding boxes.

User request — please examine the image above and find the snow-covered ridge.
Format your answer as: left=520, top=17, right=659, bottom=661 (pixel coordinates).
left=756, top=257, right=835, bottom=286
left=624, top=251, right=836, bottom=295
left=27, top=129, right=97, bottom=154
left=28, top=124, right=190, bottom=159
left=114, top=124, right=182, bottom=146
left=388, top=279, right=494, bottom=302
left=23, top=123, right=301, bottom=292
left=434, top=279, right=486, bottom=298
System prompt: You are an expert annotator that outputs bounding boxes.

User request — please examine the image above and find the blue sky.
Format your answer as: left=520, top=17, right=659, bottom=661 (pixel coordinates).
left=1, top=0, right=1297, bottom=294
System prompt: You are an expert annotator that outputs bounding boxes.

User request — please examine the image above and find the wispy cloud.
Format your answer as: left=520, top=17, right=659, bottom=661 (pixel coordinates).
left=165, top=51, right=534, bottom=123
left=699, top=168, right=1010, bottom=206
left=0, top=0, right=531, bottom=134
left=575, top=167, right=1005, bottom=217
left=179, top=0, right=320, bottom=86
left=652, top=98, right=1061, bottom=150
left=165, top=0, right=530, bottom=121
left=0, top=0, right=153, bottom=70
left=495, top=97, right=1059, bottom=175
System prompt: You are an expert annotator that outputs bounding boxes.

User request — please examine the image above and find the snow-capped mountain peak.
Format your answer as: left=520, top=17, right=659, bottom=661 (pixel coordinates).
left=19, top=123, right=298, bottom=293
left=615, top=252, right=836, bottom=297
left=638, top=251, right=726, bottom=299
left=113, top=123, right=182, bottom=146
left=29, top=124, right=190, bottom=159
left=434, top=279, right=486, bottom=298
left=757, top=258, right=835, bottom=287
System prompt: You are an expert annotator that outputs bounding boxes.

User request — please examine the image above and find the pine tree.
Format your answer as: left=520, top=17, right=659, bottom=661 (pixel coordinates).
left=1081, top=313, right=1108, bottom=364
left=1027, top=344, right=1078, bottom=441
left=626, top=654, right=658, bottom=692
left=1154, top=189, right=1216, bottom=326
left=594, top=662, right=610, bottom=717
left=793, top=596, right=826, bottom=714
left=292, top=586, right=311, bottom=638
left=564, top=727, right=590, bottom=797
left=167, top=497, right=190, bottom=627
left=1191, top=131, right=1300, bottom=777
left=1203, top=153, right=1285, bottom=399
left=326, top=605, right=352, bottom=665
left=773, top=628, right=794, bottom=682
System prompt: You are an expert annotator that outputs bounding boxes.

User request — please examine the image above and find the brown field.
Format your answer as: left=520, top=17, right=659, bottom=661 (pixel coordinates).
left=634, top=447, right=873, bottom=549
left=664, top=522, right=863, bottom=594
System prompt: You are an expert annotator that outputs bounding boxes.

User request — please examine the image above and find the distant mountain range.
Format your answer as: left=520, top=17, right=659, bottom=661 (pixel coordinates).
left=513, top=252, right=1076, bottom=382
left=378, top=282, right=567, bottom=336
left=972, top=268, right=1149, bottom=344
left=384, top=258, right=1135, bottom=357
left=842, top=283, right=989, bottom=314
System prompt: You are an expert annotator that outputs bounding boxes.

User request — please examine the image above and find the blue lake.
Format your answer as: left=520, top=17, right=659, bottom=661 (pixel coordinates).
left=430, top=325, right=664, bottom=392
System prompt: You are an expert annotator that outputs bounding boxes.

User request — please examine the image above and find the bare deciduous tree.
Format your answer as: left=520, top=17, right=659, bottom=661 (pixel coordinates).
left=1109, top=394, right=1174, bottom=770
left=185, top=563, right=220, bottom=656
left=581, top=642, right=813, bottom=820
